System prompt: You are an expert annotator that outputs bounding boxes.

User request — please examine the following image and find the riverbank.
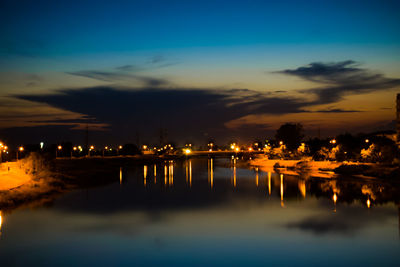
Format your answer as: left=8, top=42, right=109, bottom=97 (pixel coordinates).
left=249, top=156, right=400, bottom=180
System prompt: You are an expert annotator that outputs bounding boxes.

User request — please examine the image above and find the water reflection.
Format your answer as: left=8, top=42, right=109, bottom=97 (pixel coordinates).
left=0, top=158, right=399, bottom=266
left=232, top=158, right=237, bottom=187
left=255, top=167, right=259, bottom=187
left=280, top=174, right=284, bottom=207
left=268, top=172, right=271, bottom=195
left=153, top=164, right=157, bottom=184
left=298, top=179, right=306, bottom=198
left=208, top=158, right=214, bottom=189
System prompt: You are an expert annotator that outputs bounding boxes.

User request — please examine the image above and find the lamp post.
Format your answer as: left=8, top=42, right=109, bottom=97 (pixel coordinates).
left=103, top=146, right=108, bottom=157
left=56, top=145, right=62, bottom=158
left=17, top=146, right=24, bottom=160
left=89, top=145, right=94, bottom=157
left=72, top=146, right=77, bottom=158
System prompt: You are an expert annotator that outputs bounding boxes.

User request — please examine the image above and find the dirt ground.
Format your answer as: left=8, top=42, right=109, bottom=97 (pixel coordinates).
left=0, top=162, right=32, bottom=190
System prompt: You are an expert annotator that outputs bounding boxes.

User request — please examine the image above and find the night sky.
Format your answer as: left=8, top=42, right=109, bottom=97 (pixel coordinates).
left=1, top=0, right=400, bottom=146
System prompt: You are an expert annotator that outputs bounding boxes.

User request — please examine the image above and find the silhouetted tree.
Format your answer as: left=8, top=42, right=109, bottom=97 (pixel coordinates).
left=275, top=123, right=304, bottom=151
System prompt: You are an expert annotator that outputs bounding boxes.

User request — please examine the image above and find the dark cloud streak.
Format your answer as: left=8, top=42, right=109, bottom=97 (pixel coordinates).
left=277, top=60, right=400, bottom=104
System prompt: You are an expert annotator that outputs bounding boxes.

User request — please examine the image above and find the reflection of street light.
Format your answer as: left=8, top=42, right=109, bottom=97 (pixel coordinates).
left=333, top=192, right=338, bottom=212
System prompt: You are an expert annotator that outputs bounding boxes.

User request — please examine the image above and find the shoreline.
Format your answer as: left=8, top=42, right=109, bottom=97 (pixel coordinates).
left=1, top=155, right=399, bottom=213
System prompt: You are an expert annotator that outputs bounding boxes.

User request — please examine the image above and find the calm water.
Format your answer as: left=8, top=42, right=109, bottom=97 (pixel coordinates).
left=0, top=158, right=399, bottom=266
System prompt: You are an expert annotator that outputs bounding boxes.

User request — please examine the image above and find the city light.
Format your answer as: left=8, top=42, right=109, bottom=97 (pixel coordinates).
left=279, top=141, right=283, bottom=145
left=330, top=139, right=337, bottom=144
left=235, top=147, right=239, bottom=152
left=19, top=146, right=24, bottom=151
left=365, top=139, right=369, bottom=143
left=73, top=146, right=77, bottom=151
left=184, top=148, right=191, bottom=155
left=90, top=145, right=94, bottom=150
left=58, top=145, right=62, bottom=150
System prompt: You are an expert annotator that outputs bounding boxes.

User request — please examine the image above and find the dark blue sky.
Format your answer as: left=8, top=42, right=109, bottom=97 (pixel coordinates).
left=2, top=0, right=400, bottom=56
left=0, top=0, right=399, bottom=146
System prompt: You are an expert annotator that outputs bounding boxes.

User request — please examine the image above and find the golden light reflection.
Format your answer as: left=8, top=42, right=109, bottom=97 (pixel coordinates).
left=233, top=159, right=237, bottom=188
left=255, top=167, right=259, bottom=187
left=168, top=161, right=174, bottom=186
left=268, top=172, right=271, bottom=195
left=298, top=180, right=306, bottom=198
left=119, top=167, right=122, bottom=184
left=154, top=164, right=157, bottom=184
left=280, top=174, right=284, bottom=207
left=144, top=165, right=147, bottom=187
left=164, top=165, right=167, bottom=185
left=189, top=160, right=192, bottom=187
left=185, top=160, right=188, bottom=184
left=210, top=158, right=214, bottom=189
left=333, top=192, right=338, bottom=212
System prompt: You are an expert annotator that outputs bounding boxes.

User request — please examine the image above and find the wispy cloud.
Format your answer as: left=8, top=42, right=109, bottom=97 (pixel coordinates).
left=67, top=55, right=176, bottom=86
